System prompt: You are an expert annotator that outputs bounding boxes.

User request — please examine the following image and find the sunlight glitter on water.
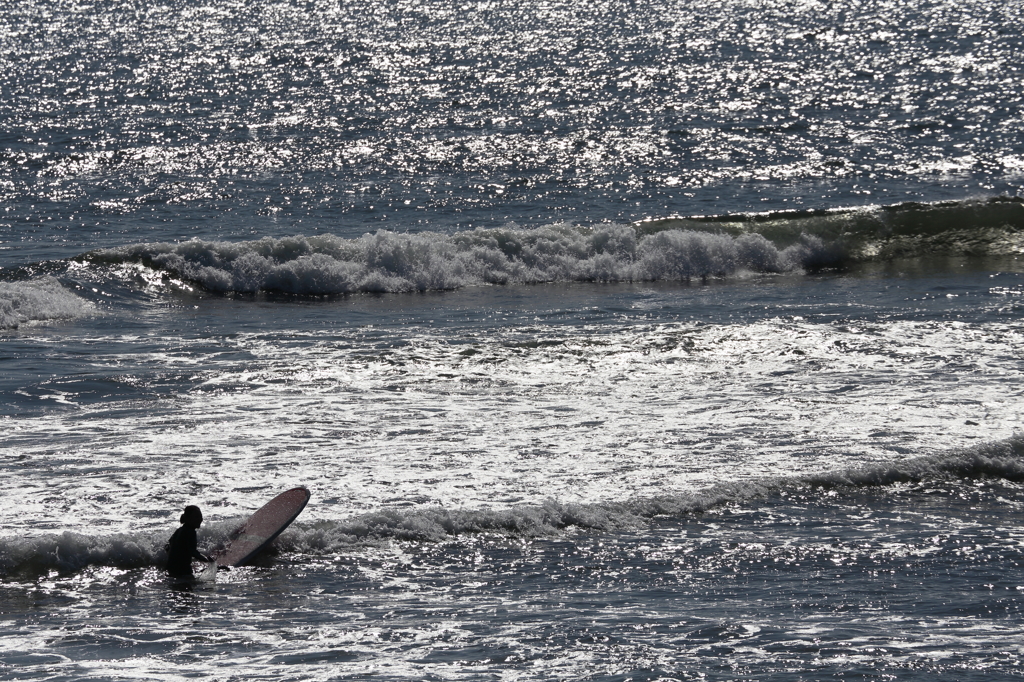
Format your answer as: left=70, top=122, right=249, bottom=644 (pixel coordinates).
left=4, top=310, right=1022, bottom=540
left=3, top=0, right=1023, bottom=250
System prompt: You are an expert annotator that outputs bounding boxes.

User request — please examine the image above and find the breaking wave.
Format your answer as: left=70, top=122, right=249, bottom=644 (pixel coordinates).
left=3, top=436, right=1021, bottom=579
left=0, top=276, right=94, bottom=329
left=79, top=197, right=1024, bottom=296
left=87, top=223, right=834, bottom=295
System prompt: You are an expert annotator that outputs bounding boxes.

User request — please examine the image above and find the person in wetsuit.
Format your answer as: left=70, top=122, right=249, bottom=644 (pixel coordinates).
left=166, top=505, right=212, bottom=578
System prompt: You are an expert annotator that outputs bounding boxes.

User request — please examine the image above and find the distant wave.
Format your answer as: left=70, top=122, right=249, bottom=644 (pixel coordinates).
left=82, top=197, right=1024, bottom=296
left=87, top=224, right=833, bottom=296
left=0, top=276, right=94, bottom=329
left=3, top=435, right=1021, bottom=579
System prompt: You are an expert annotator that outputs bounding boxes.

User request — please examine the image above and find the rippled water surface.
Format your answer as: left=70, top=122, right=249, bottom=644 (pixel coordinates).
left=3, top=0, right=1024, bottom=261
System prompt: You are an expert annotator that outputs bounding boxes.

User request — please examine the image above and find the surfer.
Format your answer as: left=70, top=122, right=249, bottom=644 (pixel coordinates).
left=166, top=505, right=213, bottom=578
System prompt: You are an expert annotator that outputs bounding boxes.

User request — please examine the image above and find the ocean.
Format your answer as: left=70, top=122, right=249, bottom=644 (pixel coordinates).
left=2, top=0, right=1024, bottom=679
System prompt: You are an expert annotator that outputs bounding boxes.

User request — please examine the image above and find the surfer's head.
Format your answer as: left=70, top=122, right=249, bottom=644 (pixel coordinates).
left=180, top=505, right=203, bottom=528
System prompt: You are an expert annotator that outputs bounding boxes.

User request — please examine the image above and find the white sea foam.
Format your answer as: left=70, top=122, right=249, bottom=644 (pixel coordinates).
left=0, top=530, right=164, bottom=577
left=5, top=315, right=1021, bottom=546
left=4, top=436, right=1020, bottom=578
left=94, top=224, right=839, bottom=295
left=0, top=277, right=93, bottom=329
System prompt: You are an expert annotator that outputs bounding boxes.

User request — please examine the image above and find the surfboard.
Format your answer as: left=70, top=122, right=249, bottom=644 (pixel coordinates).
left=215, top=487, right=310, bottom=567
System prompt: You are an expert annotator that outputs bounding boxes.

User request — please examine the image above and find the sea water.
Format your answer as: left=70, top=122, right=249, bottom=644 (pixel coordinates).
left=2, top=0, right=1024, bottom=679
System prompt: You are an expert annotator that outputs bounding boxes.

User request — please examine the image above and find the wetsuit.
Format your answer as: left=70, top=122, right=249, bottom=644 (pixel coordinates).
left=166, top=525, right=210, bottom=578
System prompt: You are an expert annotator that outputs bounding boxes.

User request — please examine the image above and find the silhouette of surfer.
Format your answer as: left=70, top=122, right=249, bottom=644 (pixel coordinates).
left=166, top=505, right=213, bottom=578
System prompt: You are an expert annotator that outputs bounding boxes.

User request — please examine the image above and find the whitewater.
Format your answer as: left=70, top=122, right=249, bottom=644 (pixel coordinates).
left=3, top=0, right=1024, bottom=679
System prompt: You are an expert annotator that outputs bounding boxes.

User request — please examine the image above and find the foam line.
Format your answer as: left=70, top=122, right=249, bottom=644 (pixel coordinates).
left=3, top=436, right=1021, bottom=579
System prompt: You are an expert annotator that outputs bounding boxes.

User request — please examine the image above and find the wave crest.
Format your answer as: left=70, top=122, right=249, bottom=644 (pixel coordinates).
left=639, top=196, right=1024, bottom=260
